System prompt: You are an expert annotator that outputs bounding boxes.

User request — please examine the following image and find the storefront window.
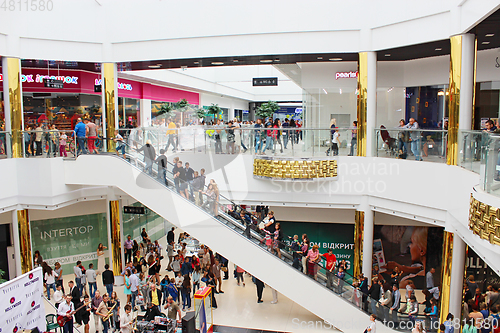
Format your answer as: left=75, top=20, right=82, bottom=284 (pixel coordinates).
left=475, top=81, right=500, bottom=129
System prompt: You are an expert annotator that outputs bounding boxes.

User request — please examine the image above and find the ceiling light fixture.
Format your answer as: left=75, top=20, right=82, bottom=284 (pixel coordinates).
left=211, top=62, right=224, bottom=65
left=329, top=58, right=342, bottom=61
left=260, top=59, right=273, bottom=63
left=486, top=34, right=495, bottom=37
left=323, top=88, right=328, bottom=94
left=194, top=61, right=199, bottom=65
left=339, top=88, right=342, bottom=94
left=435, top=48, right=442, bottom=51
left=148, top=64, right=161, bottom=69
left=233, top=60, right=239, bottom=63
left=482, top=41, right=490, bottom=45
left=274, top=59, right=280, bottom=62
left=385, top=54, right=391, bottom=57
left=317, top=57, right=323, bottom=60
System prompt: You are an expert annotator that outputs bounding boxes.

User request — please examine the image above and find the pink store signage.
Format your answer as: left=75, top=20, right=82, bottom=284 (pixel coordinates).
left=335, top=71, right=358, bottom=79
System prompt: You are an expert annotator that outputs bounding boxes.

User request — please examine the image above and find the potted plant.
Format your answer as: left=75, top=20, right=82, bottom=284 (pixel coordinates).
left=158, top=103, right=173, bottom=117
left=206, top=103, right=222, bottom=121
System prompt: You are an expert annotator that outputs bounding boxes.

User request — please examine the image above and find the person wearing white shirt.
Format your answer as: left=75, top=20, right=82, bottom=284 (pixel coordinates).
left=120, top=304, right=134, bottom=333
left=73, top=261, right=83, bottom=295
left=86, top=263, right=97, bottom=299
left=53, top=284, right=64, bottom=309
left=366, top=314, right=376, bottom=333
left=129, top=269, right=140, bottom=309
left=58, top=295, right=75, bottom=333
left=45, top=266, right=58, bottom=300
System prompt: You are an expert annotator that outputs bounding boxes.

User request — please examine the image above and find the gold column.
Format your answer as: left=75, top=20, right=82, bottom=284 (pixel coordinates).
left=103, top=63, right=116, bottom=152
left=17, top=209, right=32, bottom=273
left=5, top=58, right=24, bottom=158
left=109, top=200, right=122, bottom=275
left=447, top=36, right=462, bottom=166
left=353, top=210, right=364, bottom=277
left=357, top=53, right=368, bottom=157
left=439, top=231, right=454, bottom=325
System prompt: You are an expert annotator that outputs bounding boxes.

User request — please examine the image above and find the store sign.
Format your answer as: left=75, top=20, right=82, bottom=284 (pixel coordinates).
left=123, top=206, right=145, bottom=214
left=44, top=78, right=64, bottom=89
left=0, top=73, right=78, bottom=84
left=295, top=108, right=303, bottom=114
left=30, top=213, right=108, bottom=274
left=253, top=77, right=278, bottom=86
left=94, top=79, right=133, bottom=91
left=335, top=71, right=358, bottom=79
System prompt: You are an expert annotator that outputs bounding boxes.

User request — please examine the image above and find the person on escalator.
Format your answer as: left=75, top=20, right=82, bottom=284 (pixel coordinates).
left=137, top=140, right=156, bottom=175
left=174, top=160, right=189, bottom=199
left=155, top=149, right=167, bottom=185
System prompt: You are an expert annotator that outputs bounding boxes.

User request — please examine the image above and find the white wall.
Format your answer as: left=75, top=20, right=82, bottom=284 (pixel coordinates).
left=199, top=93, right=249, bottom=120
left=0, top=0, right=498, bottom=62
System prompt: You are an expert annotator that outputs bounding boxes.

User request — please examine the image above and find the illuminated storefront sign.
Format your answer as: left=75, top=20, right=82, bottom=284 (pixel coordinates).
left=94, top=79, right=133, bottom=91
left=335, top=71, right=358, bottom=79
left=0, top=73, right=78, bottom=84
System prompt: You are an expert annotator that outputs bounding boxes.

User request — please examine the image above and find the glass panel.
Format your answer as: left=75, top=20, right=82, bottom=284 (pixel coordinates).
left=0, top=131, right=11, bottom=159
left=21, top=129, right=76, bottom=158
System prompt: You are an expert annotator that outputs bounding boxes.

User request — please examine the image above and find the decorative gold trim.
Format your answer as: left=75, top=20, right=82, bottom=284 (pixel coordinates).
left=447, top=36, right=462, bottom=165
left=103, top=63, right=116, bottom=153
left=357, top=52, right=368, bottom=157
left=253, top=158, right=337, bottom=180
left=468, top=196, right=500, bottom=245
left=439, top=231, right=453, bottom=325
left=6, top=58, right=23, bottom=158
left=353, top=211, right=364, bottom=277
left=17, top=209, right=32, bottom=273
left=109, top=200, right=122, bottom=275
left=471, top=38, right=477, bottom=130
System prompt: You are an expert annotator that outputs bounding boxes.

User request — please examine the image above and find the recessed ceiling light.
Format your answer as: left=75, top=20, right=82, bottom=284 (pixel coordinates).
left=233, top=60, right=239, bottom=63
left=194, top=61, right=199, bottom=65
left=211, top=62, right=224, bottom=65
left=435, top=48, right=442, bottom=51
left=385, top=54, right=391, bottom=57
left=274, top=59, right=280, bottom=62
left=329, top=58, right=342, bottom=61
left=482, top=41, right=490, bottom=45
left=260, top=59, right=273, bottom=63
left=485, top=34, right=495, bottom=37
left=317, top=57, right=323, bottom=60
left=148, top=64, right=161, bottom=69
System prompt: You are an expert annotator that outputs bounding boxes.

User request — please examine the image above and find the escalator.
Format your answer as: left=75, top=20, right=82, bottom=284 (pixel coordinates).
left=65, top=151, right=407, bottom=333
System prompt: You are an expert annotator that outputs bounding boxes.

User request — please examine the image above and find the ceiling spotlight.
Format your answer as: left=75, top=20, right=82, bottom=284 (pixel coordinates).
left=194, top=61, right=199, bottom=65
left=385, top=54, right=391, bottom=57
left=329, top=58, right=342, bottom=61
left=435, top=48, right=442, bottom=51
left=317, top=57, right=323, bottom=60
left=211, top=62, right=224, bottom=65
left=485, top=34, right=495, bottom=37
left=274, top=59, right=280, bottom=62
left=233, top=60, right=239, bottom=63
left=260, top=59, right=273, bottom=63
left=148, top=64, right=161, bottom=69
left=482, top=41, right=490, bottom=45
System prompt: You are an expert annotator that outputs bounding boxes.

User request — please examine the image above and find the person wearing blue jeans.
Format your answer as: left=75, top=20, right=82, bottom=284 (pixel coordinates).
left=97, top=294, right=111, bottom=333
left=254, top=119, right=263, bottom=154
left=74, top=118, right=87, bottom=156
left=404, top=118, right=423, bottom=161
left=102, top=264, right=114, bottom=297
left=263, top=124, right=274, bottom=154
left=57, top=295, right=75, bottom=333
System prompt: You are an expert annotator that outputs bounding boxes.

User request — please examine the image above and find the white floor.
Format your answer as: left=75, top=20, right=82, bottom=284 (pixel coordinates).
left=43, top=230, right=338, bottom=333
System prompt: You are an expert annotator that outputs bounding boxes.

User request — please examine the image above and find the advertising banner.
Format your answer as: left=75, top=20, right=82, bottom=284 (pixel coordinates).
left=372, top=225, right=443, bottom=289
left=31, top=213, right=108, bottom=274
left=280, top=221, right=355, bottom=276
left=0, top=267, right=46, bottom=332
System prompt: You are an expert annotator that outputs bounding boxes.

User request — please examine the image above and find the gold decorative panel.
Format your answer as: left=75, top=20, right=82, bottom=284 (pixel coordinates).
left=468, top=196, right=500, bottom=245
left=253, top=157, right=337, bottom=180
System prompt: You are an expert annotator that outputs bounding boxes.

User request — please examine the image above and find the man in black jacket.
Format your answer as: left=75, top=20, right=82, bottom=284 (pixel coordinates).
left=69, top=280, right=81, bottom=308
left=102, top=264, right=115, bottom=297
left=167, top=227, right=175, bottom=245
left=255, top=277, right=264, bottom=303
left=368, top=277, right=380, bottom=315
left=155, top=149, right=167, bottom=185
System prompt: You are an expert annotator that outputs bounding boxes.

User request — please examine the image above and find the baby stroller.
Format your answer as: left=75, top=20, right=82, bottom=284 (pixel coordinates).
left=379, top=125, right=397, bottom=156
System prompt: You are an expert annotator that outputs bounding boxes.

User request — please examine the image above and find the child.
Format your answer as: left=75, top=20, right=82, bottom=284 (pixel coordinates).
left=365, top=314, right=376, bottom=333
left=59, top=132, right=67, bottom=157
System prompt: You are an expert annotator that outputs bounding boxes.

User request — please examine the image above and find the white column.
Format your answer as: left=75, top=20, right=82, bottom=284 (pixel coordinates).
left=449, top=235, right=466, bottom=318
left=361, top=205, right=374, bottom=280
left=140, top=99, right=152, bottom=127
left=11, top=210, right=22, bottom=277
left=459, top=34, right=475, bottom=131
left=366, top=51, right=377, bottom=157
